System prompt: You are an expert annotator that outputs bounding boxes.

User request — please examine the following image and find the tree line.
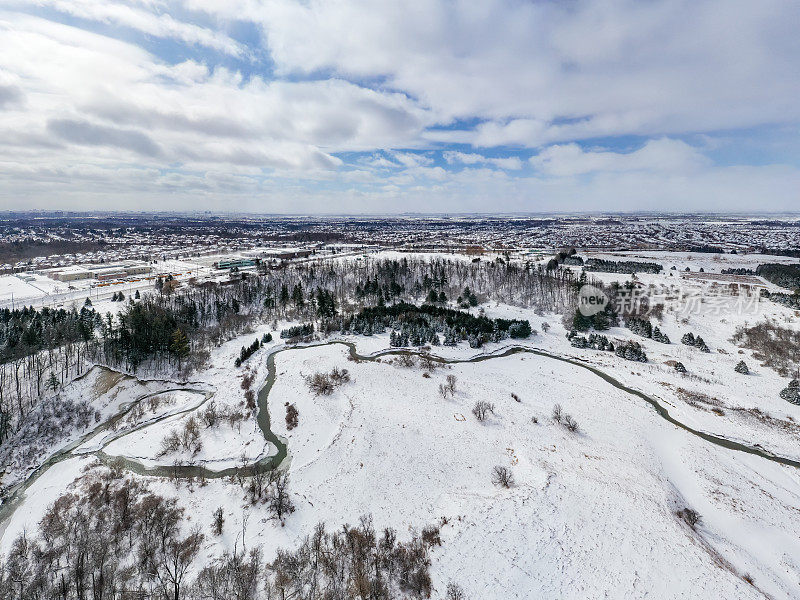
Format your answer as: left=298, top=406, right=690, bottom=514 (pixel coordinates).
left=0, top=468, right=443, bottom=600
left=1, top=255, right=585, bottom=452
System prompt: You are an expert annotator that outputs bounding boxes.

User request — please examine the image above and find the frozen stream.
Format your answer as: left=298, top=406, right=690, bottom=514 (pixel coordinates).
left=2, top=340, right=799, bottom=539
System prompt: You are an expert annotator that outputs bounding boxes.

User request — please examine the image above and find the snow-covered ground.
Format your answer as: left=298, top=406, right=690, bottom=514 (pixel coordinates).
left=580, top=250, right=800, bottom=274
left=2, top=250, right=800, bottom=598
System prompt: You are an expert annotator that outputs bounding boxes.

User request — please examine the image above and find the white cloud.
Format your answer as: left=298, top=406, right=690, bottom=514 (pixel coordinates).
left=192, top=0, right=800, bottom=145
left=443, top=151, right=524, bottom=170
left=0, top=12, right=434, bottom=174
left=18, top=0, right=247, bottom=57
left=1, top=1, right=800, bottom=211
left=389, top=151, right=433, bottom=168
left=530, top=139, right=709, bottom=176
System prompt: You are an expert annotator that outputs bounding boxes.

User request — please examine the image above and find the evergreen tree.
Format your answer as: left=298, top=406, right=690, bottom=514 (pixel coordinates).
left=572, top=309, right=592, bottom=332
left=279, top=284, right=290, bottom=308
left=734, top=360, right=749, bottom=374
left=170, top=328, right=190, bottom=368
left=47, top=372, right=59, bottom=392
left=291, top=284, right=305, bottom=308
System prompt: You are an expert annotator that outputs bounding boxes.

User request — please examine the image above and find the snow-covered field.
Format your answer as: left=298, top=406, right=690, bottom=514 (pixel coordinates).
left=2, top=250, right=800, bottom=598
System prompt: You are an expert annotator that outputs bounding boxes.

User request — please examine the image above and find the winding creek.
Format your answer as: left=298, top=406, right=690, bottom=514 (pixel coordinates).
left=2, top=339, right=800, bottom=539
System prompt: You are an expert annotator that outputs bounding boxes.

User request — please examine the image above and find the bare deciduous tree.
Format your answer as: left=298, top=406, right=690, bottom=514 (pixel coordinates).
left=445, top=374, right=457, bottom=396
left=212, top=507, right=224, bottom=536
left=472, top=401, right=495, bottom=422
left=267, top=471, right=295, bottom=523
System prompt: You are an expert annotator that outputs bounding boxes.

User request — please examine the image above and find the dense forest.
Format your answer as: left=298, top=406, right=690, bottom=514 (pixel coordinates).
left=755, top=263, right=800, bottom=290
left=339, top=302, right=532, bottom=348
left=762, top=291, right=800, bottom=309
left=583, top=258, right=663, bottom=274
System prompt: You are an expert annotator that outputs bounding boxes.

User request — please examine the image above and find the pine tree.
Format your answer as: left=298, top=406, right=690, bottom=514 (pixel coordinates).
left=734, top=360, right=749, bottom=374
left=572, top=309, right=592, bottom=331
left=279, top=284, right=290, bottom=307
left=47, top=372, right=59, bottom=392
left=291, top=284, right=305, bottom=308
left=170, top=328, right=190, bottom=368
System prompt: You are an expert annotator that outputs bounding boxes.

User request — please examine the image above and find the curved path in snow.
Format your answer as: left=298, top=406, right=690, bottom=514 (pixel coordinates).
left=2, top=339, right=799, bottom=537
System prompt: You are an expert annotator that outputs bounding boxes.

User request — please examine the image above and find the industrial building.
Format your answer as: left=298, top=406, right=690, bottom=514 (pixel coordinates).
left=44, top=261, right=152, bottom=282
left=242, top=247, right=313, bottom=261
left=215, top=258, right=256, bottom=270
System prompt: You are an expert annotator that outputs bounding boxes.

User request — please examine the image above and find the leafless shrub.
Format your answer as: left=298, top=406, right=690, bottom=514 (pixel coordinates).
left=160, top=430, right=181, bottom=455
left=438, top=384, right=449, bottom=399
left=306, top=366, right=352, bottom=395
left=677, top=507, right=701, bottom=530
left=446, top=582, right=467, bottom=600
left=676, top=387, right=723, bottom=410
left=247, top=469, right=268, bottom=504
left=306, top=372, right=334, bottom=395
left=226, top=410, right=244, bottom=428
left=241, top=373, right=254, bottom=391
left=446, top=374, right=457, bottom=395
left=552, top=403, right=563, bottom=423
left=472, top=401, right=495, bottom=422
left=733, top=320, right=800, bottom=376
left=491, top=465, right=515, bottom=488
left=420, top=355, right=439, bottom=371
left=420, top=524, right=441, bottom=547
left=285, top=403, right=299, bottom=430
left=329, top=366, right=351, bottom=385
left=160, top=416, right=202, bottom=456
left=396, top=354, right=416, bottom=368
left=563, top=414, right=579, bottom=433
left=244, top=388, right=256, bottom=411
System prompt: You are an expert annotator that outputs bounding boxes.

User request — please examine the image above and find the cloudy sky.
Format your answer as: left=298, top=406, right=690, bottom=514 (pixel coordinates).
left=1, top=0, right=799, bottom=213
